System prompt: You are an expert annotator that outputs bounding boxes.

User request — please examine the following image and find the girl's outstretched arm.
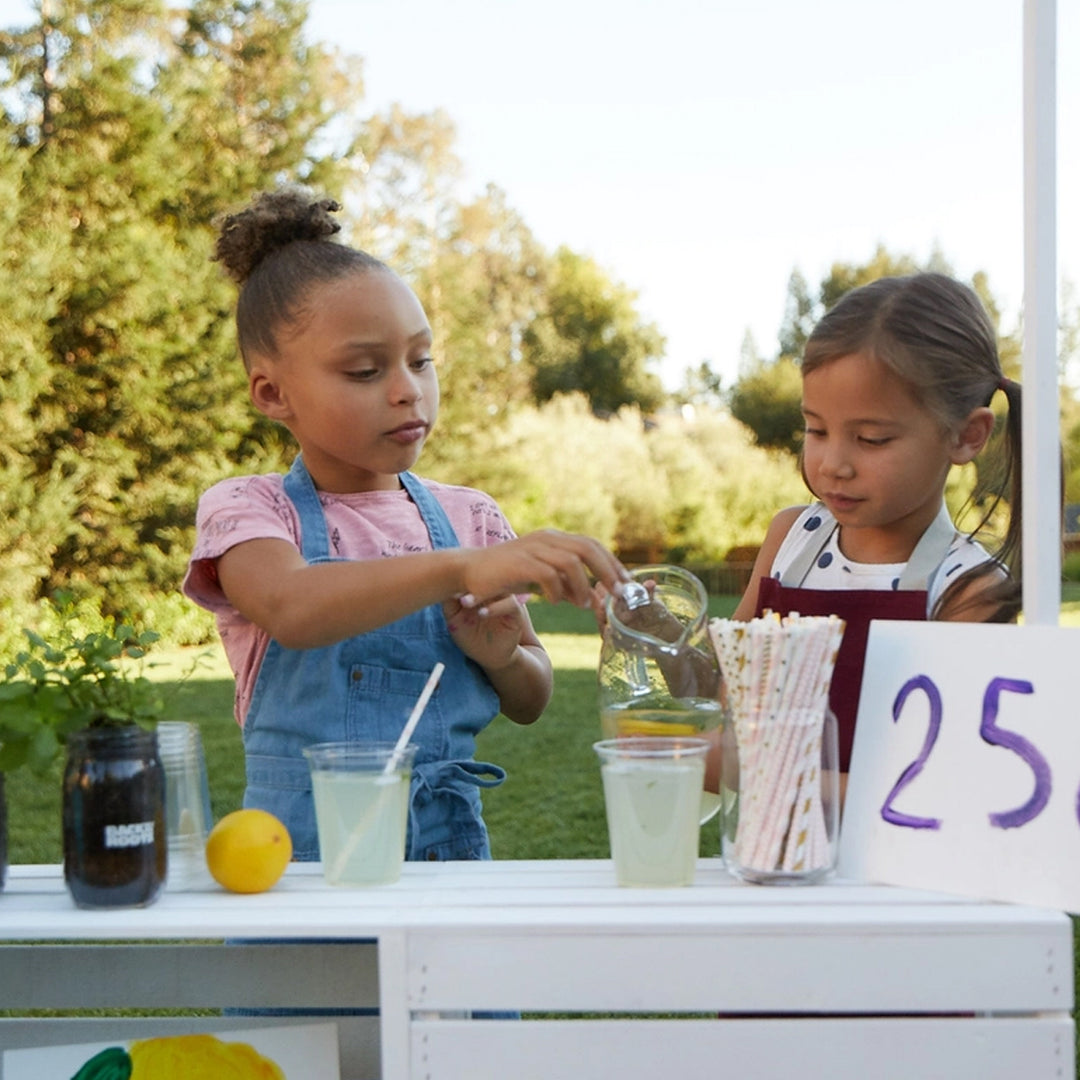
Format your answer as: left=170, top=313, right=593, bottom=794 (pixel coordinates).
left=216, top=529, right=629, bottom=650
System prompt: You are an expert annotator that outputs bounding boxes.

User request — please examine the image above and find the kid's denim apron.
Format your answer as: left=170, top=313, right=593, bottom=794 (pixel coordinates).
left=241, top=455, right=506, bottom=862
left=754, top=502, right=957, bottom=772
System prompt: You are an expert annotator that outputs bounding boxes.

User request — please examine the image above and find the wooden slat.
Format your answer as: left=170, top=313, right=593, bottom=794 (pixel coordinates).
left=410, top=1016, right=1074, bottom=1080
left=0, top=943, right=378, bottom=1009
left=403, top=921, right=1070, bottom=1014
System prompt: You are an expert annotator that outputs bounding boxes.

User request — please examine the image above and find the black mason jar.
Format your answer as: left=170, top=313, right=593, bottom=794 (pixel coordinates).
left=62, top=725, right=166, bottom=908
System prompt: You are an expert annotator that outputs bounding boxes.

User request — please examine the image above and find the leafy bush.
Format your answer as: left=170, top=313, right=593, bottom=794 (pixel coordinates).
left=1063, top=551, right=1080, bottom=583
left=129, top=590, right=218, bottom=647
left=433, top=395, right=810, bottom=563
left=0, top=591, right=217, bottom=662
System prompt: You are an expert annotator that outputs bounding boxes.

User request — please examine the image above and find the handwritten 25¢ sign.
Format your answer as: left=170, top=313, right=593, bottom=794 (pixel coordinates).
left=838, top=621, right=1080, bottom=913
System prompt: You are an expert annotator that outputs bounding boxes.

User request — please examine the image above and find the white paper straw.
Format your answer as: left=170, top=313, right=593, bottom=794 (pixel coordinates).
left=708, top=614, right=844, bottom=874
left=385, top=661, right=445, bottom=774
left=326, top=661, right=447, bottom=882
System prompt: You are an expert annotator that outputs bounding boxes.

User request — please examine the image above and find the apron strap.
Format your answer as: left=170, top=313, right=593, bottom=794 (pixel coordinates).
left=283, top=454, right=331, bottom=561
left=282, top=457, right=463, bottom=560
left=900, top=502, right=958, bottom=589
left=780, top=502, right=957, bottom=591
left=399, top=471, right=461, bottom=550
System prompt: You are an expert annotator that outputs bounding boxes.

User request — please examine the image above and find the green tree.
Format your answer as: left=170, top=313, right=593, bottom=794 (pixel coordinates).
left=413, top=185, right=548, bottom=484
left=341, top=108, right=547, bottom=486
left=341, top=103, right=549, bottom=484
left=673, top=361, right=724, bottom=409
left=0, top=0, right=362, bottom=611
left=488, top=397, right=811, bottom=564
left=347, top=103, right=462, bottom=280
left=169, top=0, right=353, bottom=207
left=727, top=269, right=817, bottom=455
left=777, top=268, right=817, bottom=359
left=1060, top=279, right=1080, bottom=386
left=0, top=133, right=84, bottom=610
left=727, top=356, right=804, bottom=455
left=818, top=245, right=922, bottom=310
left=522, top=247, right=665, bottom=417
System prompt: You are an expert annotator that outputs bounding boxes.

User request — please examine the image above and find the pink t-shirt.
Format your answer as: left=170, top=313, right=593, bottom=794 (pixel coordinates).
left=182, top=473, right=517, bottom=726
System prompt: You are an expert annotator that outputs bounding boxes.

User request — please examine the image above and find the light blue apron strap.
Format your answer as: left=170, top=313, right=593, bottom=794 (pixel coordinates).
left=898, top=502, right=958, bottom=589
left=780, top=502, right=957, bottom=590
left=283, top=461, right=459, bottom=559
left=282, top=454, right=332, bottom=561
left=412, top=758, right=507, bottom=793
left=398, top=471, right=461, bottom=551
left=408, top=759, right=506, bottom=848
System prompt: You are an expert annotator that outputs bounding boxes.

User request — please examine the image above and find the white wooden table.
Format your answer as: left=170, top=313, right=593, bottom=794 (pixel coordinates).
left=0, top=859, right=1074, bottom=1079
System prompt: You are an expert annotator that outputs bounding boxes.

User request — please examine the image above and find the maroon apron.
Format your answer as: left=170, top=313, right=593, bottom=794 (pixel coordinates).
left=754, top=504, right=957, bottom=772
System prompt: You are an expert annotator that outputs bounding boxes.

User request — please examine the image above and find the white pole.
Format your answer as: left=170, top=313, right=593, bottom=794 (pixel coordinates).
left=1021, top=0, right=1060, bottom=625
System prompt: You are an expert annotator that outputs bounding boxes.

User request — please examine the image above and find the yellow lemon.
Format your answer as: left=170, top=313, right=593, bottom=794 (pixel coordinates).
left=205, top=809, right=293, bottom=894
left=616, top=719, right=698, bottom=737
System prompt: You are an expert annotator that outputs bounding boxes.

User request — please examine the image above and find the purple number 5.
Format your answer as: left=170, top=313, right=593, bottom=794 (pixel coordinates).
left=880, top=675, right=943, bottom=830
left=979, top=676, right=1048, bottom=829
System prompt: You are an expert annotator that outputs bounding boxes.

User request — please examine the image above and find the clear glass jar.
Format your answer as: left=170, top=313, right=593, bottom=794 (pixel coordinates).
left=62, top=724, right=166, bottom=908
left=598, top=566, right=724, bottom=825
left=720, top=707, right=839, bottom=885
left=598, top=565, right=722, bottom=738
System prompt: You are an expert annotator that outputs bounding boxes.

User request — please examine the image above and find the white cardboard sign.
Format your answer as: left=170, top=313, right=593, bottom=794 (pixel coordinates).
left=838, top=620, right=1080, bottom=912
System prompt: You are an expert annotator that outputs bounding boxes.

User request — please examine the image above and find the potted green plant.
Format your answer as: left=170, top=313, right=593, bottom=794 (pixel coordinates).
left=0, top=598, right=170, bottom=905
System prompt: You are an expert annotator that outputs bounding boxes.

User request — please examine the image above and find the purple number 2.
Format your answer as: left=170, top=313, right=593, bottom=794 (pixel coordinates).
left=979, top=676, right=1048, bottom=829
left=880, top=675, right=943, bottom=830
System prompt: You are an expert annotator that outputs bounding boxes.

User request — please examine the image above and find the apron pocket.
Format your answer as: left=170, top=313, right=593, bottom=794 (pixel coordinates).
left=345, top=662, right=450, bottom=751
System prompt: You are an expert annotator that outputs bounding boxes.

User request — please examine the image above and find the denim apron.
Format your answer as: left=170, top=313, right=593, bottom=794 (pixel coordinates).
left=755, top=502, right=957, bottom=772
left=241, top=455, right=506, bottom=862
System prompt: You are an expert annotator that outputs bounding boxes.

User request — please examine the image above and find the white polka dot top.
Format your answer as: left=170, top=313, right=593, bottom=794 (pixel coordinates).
left=769, top=503, right=995, bottom=616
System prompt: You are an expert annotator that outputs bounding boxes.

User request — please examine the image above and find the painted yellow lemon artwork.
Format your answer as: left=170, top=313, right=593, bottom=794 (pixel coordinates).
left=72, top=1034, right=285, bottom=1078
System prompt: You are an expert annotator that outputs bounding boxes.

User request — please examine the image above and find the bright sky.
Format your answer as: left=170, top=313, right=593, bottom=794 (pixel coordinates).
left=303, top=0, right=1079, bottom=389
left=2, top=0, right=1076, bottom=390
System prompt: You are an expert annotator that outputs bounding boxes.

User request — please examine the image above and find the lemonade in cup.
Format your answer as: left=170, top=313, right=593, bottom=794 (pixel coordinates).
left=594, top=736, right=710, bottom=887
left=304, top=742, right=417, bottom=886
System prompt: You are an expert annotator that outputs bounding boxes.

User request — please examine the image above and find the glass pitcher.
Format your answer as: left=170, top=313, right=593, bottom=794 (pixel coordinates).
left=598, top=566, right=724, bottom=820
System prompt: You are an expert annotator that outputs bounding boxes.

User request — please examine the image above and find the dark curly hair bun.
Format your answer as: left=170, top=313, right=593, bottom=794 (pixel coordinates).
left=213, top=186, right=343, bottom=285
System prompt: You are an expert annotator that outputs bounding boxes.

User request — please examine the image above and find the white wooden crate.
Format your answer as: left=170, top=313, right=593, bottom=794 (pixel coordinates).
left=0, top=860, right=1073, bottom=1080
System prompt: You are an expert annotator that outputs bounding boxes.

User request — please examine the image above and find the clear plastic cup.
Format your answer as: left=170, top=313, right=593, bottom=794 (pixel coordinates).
left=303, top=742, right=417, bottom=886
left=156, top=721, right=214, bottom=891
left=593, top=736, right=710, bottom=887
